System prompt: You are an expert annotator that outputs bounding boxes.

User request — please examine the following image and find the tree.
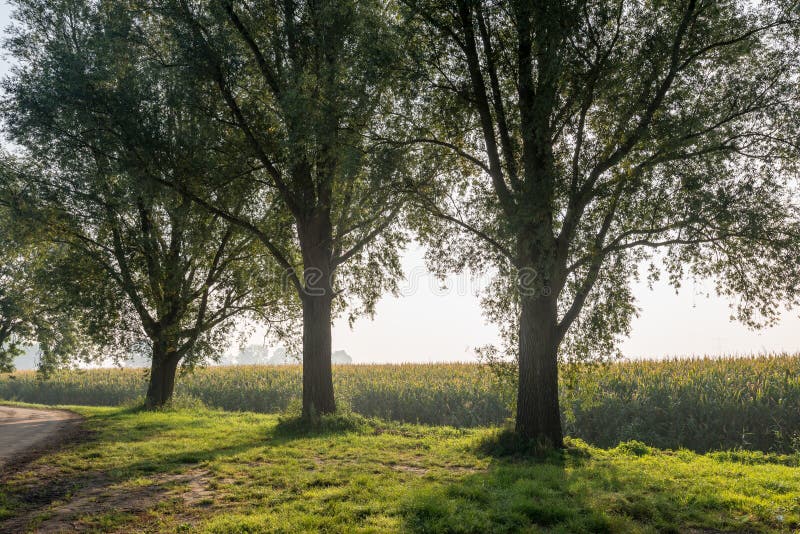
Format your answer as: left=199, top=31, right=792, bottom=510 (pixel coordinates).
left=145, top=0, right=413, bottom=415
left=1, top=0, right=295, bottom=406
left=0, top=175, right=89, bottom=375
left=403, top=0, right=800, bottom=445
left=0, top=232, right=34, bottom=372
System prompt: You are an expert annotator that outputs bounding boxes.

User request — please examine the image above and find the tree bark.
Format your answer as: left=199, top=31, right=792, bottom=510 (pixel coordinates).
left=516, top=293, right=564, bottom=447
left=302, top=292, right=335, bottom=416
left=298, top=212, right=336, bottom=417
left=145, top=341, right=180, bottom=409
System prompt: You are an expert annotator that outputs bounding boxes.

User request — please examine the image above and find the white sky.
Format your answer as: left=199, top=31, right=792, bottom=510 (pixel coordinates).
left=2, top=1, right=798, bottom=364
left=327, top=244, right=800, bottom=363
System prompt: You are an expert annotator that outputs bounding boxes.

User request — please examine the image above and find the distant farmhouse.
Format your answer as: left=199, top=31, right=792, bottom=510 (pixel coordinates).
left=265, top=346, right=294, bottom=365
left=11, top=344, right=353, bottom=370
left=255, top=346, right=352, bottom=366
left=332, top=350, right=353, bottom=364
left=235, top=344, right=271, bottom=365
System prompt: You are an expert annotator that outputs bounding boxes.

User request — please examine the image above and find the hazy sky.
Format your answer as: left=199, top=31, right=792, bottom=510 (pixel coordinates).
left=326, top=244, right=800, bottom=363
left=2, top=1, right=798, bottom=364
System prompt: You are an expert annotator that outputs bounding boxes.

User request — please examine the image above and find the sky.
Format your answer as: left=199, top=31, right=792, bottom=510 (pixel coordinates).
left=1, top=1, right=798, bottom=364
left=325, top=244, right=800, bottom=363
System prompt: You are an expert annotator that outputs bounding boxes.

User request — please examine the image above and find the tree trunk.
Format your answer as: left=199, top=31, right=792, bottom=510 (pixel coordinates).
left=302, top=292, right=336, bottom=416
left=298, top=212, right=336, bottom=417
left=516, top=294, right=563, bottom=447
left=145, top=341, right=180, bottom=409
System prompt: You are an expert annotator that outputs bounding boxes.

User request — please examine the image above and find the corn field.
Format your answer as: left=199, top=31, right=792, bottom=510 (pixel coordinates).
left=0, top=363, right=512, bottom=428
left=2, top=355, right=799, bottom=453
left=560, top=354, right=800, bottom=453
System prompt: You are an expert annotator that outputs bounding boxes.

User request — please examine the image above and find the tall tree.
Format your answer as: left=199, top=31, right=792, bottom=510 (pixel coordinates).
left=0, top=204, right=35, bottom=372
left=0, top=158, right=97, bottom=375
left=147, top=0, right=413, bottom=415
left=1, top=0, right=295, bottom=406
left=404, top=0, right=800, bottom=445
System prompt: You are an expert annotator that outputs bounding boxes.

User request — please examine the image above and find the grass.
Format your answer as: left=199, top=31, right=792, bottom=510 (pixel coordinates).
left=1, top=403, right=798, bottom=533
left=3, top=355, right=800, bottom=452
left=0, top=363, right=511, bottom=427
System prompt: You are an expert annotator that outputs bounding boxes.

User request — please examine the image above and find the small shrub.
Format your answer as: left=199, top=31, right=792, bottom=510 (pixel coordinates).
left=614, top=440, right=653, bottom=456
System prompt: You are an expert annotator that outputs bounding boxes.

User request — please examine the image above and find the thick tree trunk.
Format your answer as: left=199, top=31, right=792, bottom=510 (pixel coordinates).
left=145, top=341, right=180, bottom=409
left=516, top=294, right=563, bottom=447
left=302, top=293, right=336, bottom=416
left=298, top=212, right=336, bottom=417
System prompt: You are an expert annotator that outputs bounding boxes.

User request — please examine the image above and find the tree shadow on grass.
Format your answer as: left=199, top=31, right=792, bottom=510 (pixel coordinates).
left=0, top=408, right=269, bottom=530
left=5, top=409, right=780, bottom=533
left=403, top=458, right=608, bottom=533
left=401, top=432, right=756, bottom=534
left=404, top=464, right=657, bottom=533
left=1, top=408, right=373, bottom=525
left=400, top=430, right=608, bottom=533
left=271, top=411, right=374, bottom=439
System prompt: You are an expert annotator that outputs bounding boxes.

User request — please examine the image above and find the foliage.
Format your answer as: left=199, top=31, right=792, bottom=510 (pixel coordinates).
left=0, top=183, right=88, bottom=374
left=402, top=0, right=800, bottom=441
left=1, top=0, right=297, bottom=388
left=4, top=355, right=800, bottom=452
left=148, top=0, right=416, bottom=322
left=0, top=253, right=32, bottom=373
left=0, top=193, right=34, bottom=372
left=406, top=0, right=800, bottom=360
left=1, top=405, right=798, bottom=532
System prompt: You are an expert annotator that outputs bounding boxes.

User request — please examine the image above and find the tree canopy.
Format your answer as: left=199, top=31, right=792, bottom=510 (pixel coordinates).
left=1, top=0, right=296, bottom=405
left=139, top=0, right=416, bottom=415
left=0, top=202, right=36, bottom=372
left=403, top=0, right=800, bottom=444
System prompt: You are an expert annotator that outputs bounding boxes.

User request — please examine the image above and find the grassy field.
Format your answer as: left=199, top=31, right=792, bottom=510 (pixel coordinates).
left=0, top=363, right=512, bottom=427
left=1, top=404, right=798, bottom=533
left=3, top=354, right=800, bottom=452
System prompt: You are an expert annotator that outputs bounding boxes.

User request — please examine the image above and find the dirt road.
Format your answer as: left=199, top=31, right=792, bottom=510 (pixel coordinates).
left=0, top=406, right=82, bottom=468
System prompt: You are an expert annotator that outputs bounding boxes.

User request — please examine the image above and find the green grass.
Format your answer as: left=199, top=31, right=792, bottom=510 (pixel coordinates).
left=3, top=354, right=800, bottom=452
left=0, top=363, right=511, bottom=427
left=2, top=404, right=798, bottom=533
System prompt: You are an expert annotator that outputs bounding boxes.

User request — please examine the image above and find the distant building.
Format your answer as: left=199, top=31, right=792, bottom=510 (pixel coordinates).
left=264, top=347, right=352, bottom=365
left=332, top=350, right=352, bottom=364
left=266, top=347, right=297, bottom=365
left=10, top=344, right=354, bottom=370
left=235, top=344, right=271, bottom=365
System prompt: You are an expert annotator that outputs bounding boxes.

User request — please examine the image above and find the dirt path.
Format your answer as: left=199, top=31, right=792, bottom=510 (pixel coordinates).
left=0, top=405, right=82, bottom=469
